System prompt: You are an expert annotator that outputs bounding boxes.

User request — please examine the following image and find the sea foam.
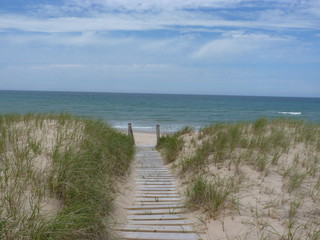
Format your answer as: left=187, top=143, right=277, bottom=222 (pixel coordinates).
left=278, top=112, right=302, bottom=115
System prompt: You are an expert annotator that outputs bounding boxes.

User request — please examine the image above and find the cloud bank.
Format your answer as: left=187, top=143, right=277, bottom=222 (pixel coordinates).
left=0, top=0, right=319, bottom=97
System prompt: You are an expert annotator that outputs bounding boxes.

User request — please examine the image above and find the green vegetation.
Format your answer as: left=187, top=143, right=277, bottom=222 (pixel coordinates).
left=156, top=127, right=193, bottom=163
left=161, top=118, right=320, bottom=177
left=0, top=113, right=135, bottom=240
left=185, top=175, right=235, bottom=217
left=157, top=118, right=320, bottom=239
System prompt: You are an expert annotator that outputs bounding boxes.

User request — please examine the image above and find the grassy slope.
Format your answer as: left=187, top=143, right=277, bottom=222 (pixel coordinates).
left=0, top=113, right=135, bottom=240
left=157, top=118, right=320, bottom=239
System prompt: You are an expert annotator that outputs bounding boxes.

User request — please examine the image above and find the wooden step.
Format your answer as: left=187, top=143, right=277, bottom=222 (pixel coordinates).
left=135, top=180, right=174, bottom=182
left=128, top=208, right=185, bottom=215
left=115, top=225, right=196, bottom=233
left=137, top=188, right=176, bottom=191
left=136, top=192, right=179, bottom=196
left=125, top=204, right=184, bottom=210
left=139, top=175, right=174, bottom=179
left=134, top=202, right=183, bottom=206
left=137, top=185, right=176, bottom=188
left=135, top=173, right=173, bottom=176
left=138, top=187, right=175, bottom=189
left=136, top=198, right=181, bottom=202
left=136, top=194, right=180, bottom=198
left=136, top=182, right=175, bottom=185
left=135, top=179, right=175, bottom=182
left=128, top=214, right=186, bottom=221
left=115, top=148, right=199, bottom=240
left=136, top=170, right=169, bottom=172
left=126, top=220, right=192, bottom=226
left=117, top=231, right=199, bottom=240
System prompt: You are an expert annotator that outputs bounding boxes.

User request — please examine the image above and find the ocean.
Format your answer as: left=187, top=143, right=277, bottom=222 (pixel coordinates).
left=0, top=90, right=319, bottom=132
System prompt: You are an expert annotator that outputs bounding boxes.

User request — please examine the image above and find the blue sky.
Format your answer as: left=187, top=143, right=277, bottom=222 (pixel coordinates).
left=0, top=0, right=319, bottom=97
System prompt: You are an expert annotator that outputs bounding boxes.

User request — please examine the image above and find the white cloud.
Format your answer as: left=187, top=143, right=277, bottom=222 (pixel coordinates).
left=56, top=0, right=319, bottom=14
left=44, top=0, right=248, bottom=14
left=192, top=31, right=293, bottom=59
left=0, top=10, right=318, bottom=35
left=1, top=0, right=319, bottom=34
left=5, top=63, right=174, bottom=71
left=1, top=30, right=133, bottom=47
left=5, top=64, right=86, bottom=70
left=95, top=64, right=173, bottom=71
left=193, top=38, right=255, bottom=58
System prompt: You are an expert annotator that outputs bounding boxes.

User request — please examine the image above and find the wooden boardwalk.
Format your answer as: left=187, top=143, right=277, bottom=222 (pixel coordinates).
left=115, top=147, right=200, bottom=240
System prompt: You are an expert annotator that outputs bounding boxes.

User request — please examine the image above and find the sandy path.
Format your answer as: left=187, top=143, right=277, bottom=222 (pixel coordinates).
left=133, top=131, right=157, bottom=147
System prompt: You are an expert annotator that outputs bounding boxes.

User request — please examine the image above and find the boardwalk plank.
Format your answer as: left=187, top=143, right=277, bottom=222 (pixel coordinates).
left=127, top=214, right=186, bottom=221
left=114, top=147, right=199, bottom=239
left=126, top=220, right=192, bottom=226
left=136, top=194, right=180, bottom=198
left=125, top=204, right=184, bottom=210
left=136, top=198, right=181, bottom=202
left=115, top=225, right=196, bottom=233
left=118, top=231, right=199, bottom=240
left=128, top=208, right=185, bottom=215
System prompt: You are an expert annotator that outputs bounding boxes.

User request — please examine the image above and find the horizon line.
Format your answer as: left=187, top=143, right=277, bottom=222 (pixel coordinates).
left=0, top=89, right=319, bottom=99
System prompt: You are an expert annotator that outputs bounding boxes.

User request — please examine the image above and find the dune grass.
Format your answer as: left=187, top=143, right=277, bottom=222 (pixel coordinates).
left=185, top=175, right=236, bottom=217
left=0, top=113, right=135, bottom=240
left=157, top=118, right=320, bottom=239
left=156, top=127, right=193, bottom=163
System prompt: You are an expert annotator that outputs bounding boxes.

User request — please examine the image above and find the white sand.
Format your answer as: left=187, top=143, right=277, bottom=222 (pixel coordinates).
left=133, top=131, right=157, bottom=147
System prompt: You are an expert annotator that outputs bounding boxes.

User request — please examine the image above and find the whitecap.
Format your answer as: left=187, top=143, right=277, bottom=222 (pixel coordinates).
left=114, top=125, right=128, bottom=129
left=278, top=112, right=302, bottom=115
left=133, top=127, right=153, bottom=129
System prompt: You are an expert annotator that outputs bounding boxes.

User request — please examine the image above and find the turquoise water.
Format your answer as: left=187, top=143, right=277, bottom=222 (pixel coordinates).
left=0, top=90, right=319, bottom=132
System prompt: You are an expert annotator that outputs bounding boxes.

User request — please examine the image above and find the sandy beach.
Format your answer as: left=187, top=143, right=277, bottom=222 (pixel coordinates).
left=133, top=131, right=157, bottom=146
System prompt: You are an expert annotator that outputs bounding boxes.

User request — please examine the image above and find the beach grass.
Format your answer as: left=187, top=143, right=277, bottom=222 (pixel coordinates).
left=156, top=127, right=193, bottom=163
left=0, top=113, right=134, bottom=240
left=157, top=118, right=320, bottom=239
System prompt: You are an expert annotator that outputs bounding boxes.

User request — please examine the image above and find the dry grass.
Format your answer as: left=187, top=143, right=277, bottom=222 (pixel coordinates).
left=0, top=113, right=134, bottom=240
left=158, top=118, right=320, bottom=239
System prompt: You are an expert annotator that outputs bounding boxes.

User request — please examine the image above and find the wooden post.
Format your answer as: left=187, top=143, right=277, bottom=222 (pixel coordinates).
left=156, top=124, right=160, bottom=144
left=128, top=123, right=134, bottom=143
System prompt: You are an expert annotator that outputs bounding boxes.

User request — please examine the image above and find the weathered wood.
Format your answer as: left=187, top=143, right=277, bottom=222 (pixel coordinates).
left=136, top=184, right=176, bottom=188
left=127, top=208, right=185, bottom=215
left=117, top=231, right=199, bottom=240
left=115, top=225, right=196, bottom=233
left=133, top=202, right=182, bottom=206
left=136, top=194, right=180, bottom=198
left=135, top=174, right=174, bottom=177
left=128, top=214, right=186, bottom=221
left=135, top=178, right=175, bottom=181
left=137, top=188, right=176, bottom=191
left=125, top=204, right=184, bottom=210
left=114, top=147, right=199, bottom=239
left=156, top=124, right=160, bottom=144
left=136, top=188, right=178, bottom=192
left=135, top=180, right=175, bottom=183
left=128, top=123, right=134, bottom=143
left=136, top=197, right=181, bottom=202
left=126, top=220, right=192, bottom=226
left=139, top=184, right=175, bottom=188
left=136, top=169, right=169, bottom=172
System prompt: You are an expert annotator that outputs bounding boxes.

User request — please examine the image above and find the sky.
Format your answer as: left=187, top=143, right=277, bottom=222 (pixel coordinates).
left=0, top=0, right=320, bottom=97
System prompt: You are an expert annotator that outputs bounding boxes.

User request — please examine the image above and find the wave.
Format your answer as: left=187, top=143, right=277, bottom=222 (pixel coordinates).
left=113, top=125, right=127, bottom=129
left=113, top=125, right=154, bottom=130
left=278, top=112, right=302, bottom=115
